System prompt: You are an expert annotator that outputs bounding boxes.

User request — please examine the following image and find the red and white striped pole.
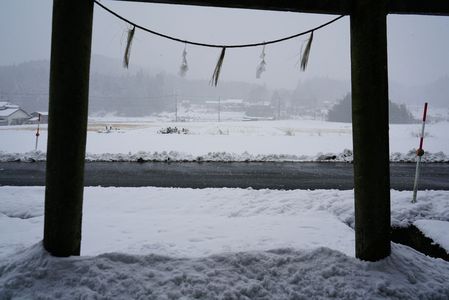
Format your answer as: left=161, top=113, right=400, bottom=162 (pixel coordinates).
left=34, top=113, right=41, bottom=151
left=412, top=102, right=428, bottom=203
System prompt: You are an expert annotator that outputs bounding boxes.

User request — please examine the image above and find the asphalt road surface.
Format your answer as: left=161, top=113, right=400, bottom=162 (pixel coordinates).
left=1, top=162, right=448, bottom=190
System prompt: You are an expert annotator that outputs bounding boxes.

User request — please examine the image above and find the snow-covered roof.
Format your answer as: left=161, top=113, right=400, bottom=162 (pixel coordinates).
left=205, top=100, right=244, bottom=105
left=0, top=108, right=30, bottom=118
left=222, top=99, right=244, bottom=104
left=0, top=108, right=20, bottom=117
left=32, top=111, right=49, bottom=116
left=0, top=101, right=9, bottom=108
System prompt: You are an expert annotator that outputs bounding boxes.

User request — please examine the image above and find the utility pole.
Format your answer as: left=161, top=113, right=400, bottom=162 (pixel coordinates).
left=218, top=97, right=221, bottom=122
left=277, top=98, right=281, bottom=120
left=174, top=92, right=178, bottom=122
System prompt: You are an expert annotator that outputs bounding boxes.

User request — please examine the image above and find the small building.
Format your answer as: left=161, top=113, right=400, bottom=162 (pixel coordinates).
left=28, top=111, right=49, bottom=124
left=221, top=99, right=245, bottom=111
left=244, top=103, right=275, bottom=120
left=0, top=102, right=31, bottom=126
left=205, top=99, right=246, bottom=112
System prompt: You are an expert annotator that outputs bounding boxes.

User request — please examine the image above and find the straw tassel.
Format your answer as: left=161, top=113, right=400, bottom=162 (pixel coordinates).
left=210, top=47, right=226, bottom=86
left=179, top=45, right=189, bottom=77
left=256, top=45, right=267, bottom=79
left=123, top=26, right=135, bottom=68
left=300, top=31, right=313, bottom=71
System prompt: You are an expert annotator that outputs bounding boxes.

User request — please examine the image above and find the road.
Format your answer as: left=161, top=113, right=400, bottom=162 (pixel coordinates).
left=1, top=162, right=448, bottom=190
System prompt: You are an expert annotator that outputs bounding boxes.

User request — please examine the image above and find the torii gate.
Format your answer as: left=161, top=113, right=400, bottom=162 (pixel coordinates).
left=43, top=0, right=449, bottom=261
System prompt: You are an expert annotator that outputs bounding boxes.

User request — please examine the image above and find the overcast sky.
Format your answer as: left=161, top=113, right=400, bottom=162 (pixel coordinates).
left=1, top=0, right=449, bottom=89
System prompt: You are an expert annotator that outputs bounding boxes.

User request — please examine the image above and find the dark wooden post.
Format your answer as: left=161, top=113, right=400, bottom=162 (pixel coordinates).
left=44, top=0, right=94, bottom=256
left=350, top=0, right=391, bottom=261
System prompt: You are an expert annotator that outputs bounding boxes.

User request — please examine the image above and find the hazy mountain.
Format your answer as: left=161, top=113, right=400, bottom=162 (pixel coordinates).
left=0, top=56, right=281, bottom=116
left=0, top=60, right=50, bottom=113
left=291, top=77, right=350, bottom=108
left=1, top=56, right=446, bottom=116
left=390, top=76, right=449, bottom=108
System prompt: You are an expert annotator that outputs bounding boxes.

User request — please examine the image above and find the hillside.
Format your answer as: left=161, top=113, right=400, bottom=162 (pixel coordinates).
left=1, top=56, right=445, bottom=117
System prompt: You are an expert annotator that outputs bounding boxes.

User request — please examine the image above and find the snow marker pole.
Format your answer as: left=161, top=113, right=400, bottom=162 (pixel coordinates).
left=412, top=102, right=428, bottom=203
left=35, top=113, right=41, bottom=151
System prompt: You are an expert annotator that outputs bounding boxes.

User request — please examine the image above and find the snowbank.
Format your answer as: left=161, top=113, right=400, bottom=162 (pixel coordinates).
left=414, top=220, right=449, bottom=255
left=0, top=149, right=448, bottom=163
left=1, top=243, right=449, bottom=299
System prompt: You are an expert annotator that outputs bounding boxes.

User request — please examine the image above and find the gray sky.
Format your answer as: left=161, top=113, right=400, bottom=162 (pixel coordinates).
left=1, top=0, right=449, bottom=89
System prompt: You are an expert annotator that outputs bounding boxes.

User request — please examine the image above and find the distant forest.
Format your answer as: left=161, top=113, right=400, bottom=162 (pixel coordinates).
left=1, top=55, right=447, bottom=117
left=0, top=57, right=287, bottom=116
left=327, top=94, right=417, bottom=124
left=0, top=56, right=354, bottom=117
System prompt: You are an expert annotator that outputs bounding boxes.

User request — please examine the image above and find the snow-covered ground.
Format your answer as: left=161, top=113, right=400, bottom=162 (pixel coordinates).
left=414, top=220, right=449, bottom=255
left=1, top=119, right=448, bottom=162
left=1, top=117, right=449, bottom=298
left=1, top=186, right=449, bottom=299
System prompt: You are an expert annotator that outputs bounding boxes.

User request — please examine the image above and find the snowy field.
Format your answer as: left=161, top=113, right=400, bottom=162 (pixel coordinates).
left=1, top=119, right=448, bottom=162
left=1, top=186, right=449, bottom=299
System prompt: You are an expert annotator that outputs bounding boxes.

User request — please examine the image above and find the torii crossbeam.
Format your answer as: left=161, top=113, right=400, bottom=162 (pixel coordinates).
left=43, top=0, right=449, bottom=261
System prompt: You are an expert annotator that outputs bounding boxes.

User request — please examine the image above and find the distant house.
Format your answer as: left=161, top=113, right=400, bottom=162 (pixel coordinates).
left=205, top=100, right=219, bottom=107
left=0, top=102, right=31, bottom=126
left=221, top=99, right=245, bottom=111
left=244, top=103, right=275, bottom=120
left=205, top=99, right=246, bottom=111
left=27, top=111, right=49, bottom=124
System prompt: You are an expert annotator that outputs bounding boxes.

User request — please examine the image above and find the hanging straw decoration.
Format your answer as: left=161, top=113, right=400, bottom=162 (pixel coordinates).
left=256, top=45, right=267, bottom=79
left=300, top=31, right=314, bottom=71
left=94, top=1, right=345, bottom=80
left=123, top=25, right=136, bottom=68
left=179, top=45, right=189, bottom=77
left=210, top=47, right=226, bottom=86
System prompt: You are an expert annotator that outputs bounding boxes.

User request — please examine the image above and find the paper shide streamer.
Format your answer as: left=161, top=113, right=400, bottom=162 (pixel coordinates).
left=94, top=0, right=344, bottom=85
left=210, top=47, right=226, bottom=86
left=123, top=25, right=136, bottom=68
left=179, top=45, right=189, bottom=77
left=256, top=45, right=267, bottom=79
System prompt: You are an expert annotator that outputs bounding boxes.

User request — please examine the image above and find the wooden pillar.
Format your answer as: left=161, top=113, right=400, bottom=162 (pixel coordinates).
left=350, top=0, right=391, bottom=261
left=43, top=0, right=94, bottom=256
